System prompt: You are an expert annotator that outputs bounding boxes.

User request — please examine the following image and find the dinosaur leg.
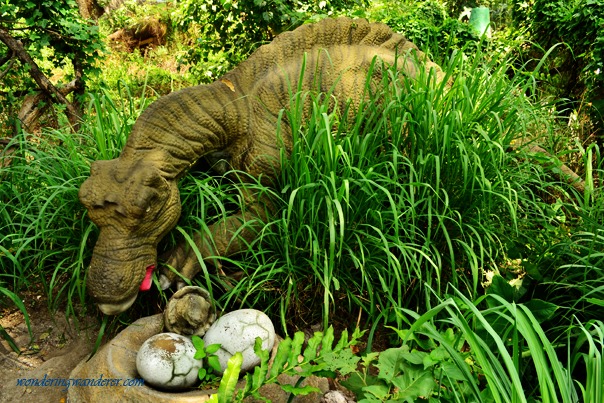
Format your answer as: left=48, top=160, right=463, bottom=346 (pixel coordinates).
left=159, top=189, right=270, bottom=289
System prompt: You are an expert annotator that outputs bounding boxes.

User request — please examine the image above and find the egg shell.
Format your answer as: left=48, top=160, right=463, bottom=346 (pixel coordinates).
left=203, top=309, right=275, bottom=374
left=136, top=332, right=202, bottom=390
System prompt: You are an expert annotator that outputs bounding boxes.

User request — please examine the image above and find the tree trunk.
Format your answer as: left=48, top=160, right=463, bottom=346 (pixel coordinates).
left=75, top=0, right=105, bottom=19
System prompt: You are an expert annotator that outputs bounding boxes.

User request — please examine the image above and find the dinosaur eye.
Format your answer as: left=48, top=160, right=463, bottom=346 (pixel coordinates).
left=132, top=187, right=159, bottom=215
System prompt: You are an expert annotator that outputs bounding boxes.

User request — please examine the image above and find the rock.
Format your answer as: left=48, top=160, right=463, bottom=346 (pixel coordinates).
left=244, top=372, right=329, bottom=403
left=321, top=390, right=355, bottom=403
left=136, top=332, right=202, bottom=390
left=203, top=309, right=275, bottom=374
left=164, top=286, right=216, bottom=336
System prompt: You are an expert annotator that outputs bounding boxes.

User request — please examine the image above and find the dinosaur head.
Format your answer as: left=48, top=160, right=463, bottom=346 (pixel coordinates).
left=79, top=158, right=181, bottom=315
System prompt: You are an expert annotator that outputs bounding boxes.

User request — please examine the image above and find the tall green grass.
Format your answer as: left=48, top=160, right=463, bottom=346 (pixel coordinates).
left=179, top=47, right=595, bottom=336
left=392, top=289, right=603, bottom=402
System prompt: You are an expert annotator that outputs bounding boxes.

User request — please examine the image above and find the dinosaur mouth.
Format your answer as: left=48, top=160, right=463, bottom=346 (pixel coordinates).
left=96, top=264, right=156, bottom=315
left=97, top=293, right=138, bottom=315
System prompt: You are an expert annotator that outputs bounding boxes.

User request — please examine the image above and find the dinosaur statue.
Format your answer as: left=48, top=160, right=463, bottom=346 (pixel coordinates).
left=78, top=17, right=444, bottom=315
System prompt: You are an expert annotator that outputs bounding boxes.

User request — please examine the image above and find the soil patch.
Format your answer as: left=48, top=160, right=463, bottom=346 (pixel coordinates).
left=0, top=292, right=100, bottom=402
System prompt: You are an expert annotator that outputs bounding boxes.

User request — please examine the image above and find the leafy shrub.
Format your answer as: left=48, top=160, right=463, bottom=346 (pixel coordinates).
left=209, top=326, right=363, bottom=402
left=100, top=0, right=174, bottom=36
left=207, top=292, right=603, bottom=401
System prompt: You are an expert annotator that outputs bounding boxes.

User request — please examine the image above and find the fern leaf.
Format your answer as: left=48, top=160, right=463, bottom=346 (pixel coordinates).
left=215, top=352, right=243, bottom=403
left=303, top=331, right=323, bottom=361
left=321, top=326, right=336, bottom=353
left=287, top=331, right=306, bottom=368
left=247, top=337, right=271, bottom=393
left=334, top=329, right=349, bottom=351
left=269, top=337, right=292, bottom=379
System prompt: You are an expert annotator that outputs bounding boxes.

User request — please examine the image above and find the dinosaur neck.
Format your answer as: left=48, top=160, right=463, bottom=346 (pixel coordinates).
left=120, top=82, right=244, bottom=180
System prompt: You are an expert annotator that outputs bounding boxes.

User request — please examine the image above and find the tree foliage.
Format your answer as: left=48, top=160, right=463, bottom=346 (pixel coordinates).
left=515, top=0, right=603, bottom=130
left=353, top=0, right=478, bottom=63
left=175, top=0, right=368, bottom=82
left=0, top=0, right=104, bottom=132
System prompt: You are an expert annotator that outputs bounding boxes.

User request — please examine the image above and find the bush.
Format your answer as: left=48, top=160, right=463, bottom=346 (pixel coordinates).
left=350, top=0, right=479, bottom=64
left=514, top=0, right=604, bottom=133
left=0, top=0, right=104, bottom=132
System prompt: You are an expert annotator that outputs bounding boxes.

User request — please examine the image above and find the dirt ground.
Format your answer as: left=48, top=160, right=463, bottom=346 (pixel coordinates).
left=0, top=292, right=101, bottom=403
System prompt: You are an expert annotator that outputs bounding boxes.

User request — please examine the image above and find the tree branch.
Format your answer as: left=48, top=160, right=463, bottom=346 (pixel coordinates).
left=18, top=79, right=80, bottom=132
left=0, top=27, right=81, bottom=129
left=512, top=142, right=587, bottom=194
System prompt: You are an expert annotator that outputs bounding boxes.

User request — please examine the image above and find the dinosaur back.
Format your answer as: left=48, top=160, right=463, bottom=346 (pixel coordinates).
left=222, top=17, right=439, bottom=94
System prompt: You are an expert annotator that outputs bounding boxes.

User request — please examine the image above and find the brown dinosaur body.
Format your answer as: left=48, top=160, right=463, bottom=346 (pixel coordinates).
left=78, top=17, right=444, bottom=315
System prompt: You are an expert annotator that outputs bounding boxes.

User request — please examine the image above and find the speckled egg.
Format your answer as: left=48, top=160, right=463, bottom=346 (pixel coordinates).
left=136, top=332, right=202, bottom=390
left=203, top=309, right=275, bottom=374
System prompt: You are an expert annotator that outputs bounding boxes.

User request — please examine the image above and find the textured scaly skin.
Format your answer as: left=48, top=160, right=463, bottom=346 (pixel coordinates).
left=78, top=17, right=444, bottom=314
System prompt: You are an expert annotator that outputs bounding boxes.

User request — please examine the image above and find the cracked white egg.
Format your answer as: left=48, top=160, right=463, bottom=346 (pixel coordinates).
left=203, top=309, right=275, bottom=374
left=136, top=332, right=201, bottom=390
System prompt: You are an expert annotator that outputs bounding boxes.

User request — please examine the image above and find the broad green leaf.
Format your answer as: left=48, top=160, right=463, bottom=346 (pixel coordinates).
left=436, top=361, right=467, bottom=381
left=429, top=346, right=449, bottom=362
left=341, top=372, right=374, bottom=397
left=363, top=383, right=391, bottom=399
left=208, top=356, right=222, bottom=373
left=487, top=274, right=518, bottom=303
left=422, top=354, right=439, bottom=369
left=401, top=349, right=427, bottom=366
left=522, top=299, right=558, bottom=323
left=205, top=343, right=222, bottom=355
left=390, top=364, right=436, bottom=400
left=192, top=335, right=204, bottom=350
left=375, top=347, right=405, bottom=383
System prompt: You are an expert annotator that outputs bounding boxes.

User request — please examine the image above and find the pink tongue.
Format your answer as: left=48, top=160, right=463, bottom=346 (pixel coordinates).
left=139, top=265, right=155, bottom=291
